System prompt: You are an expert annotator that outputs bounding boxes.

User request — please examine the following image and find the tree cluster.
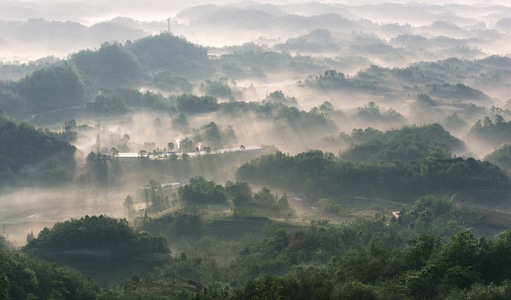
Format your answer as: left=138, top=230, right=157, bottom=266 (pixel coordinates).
left=340, top=123, right=468, bottom=163
left=223, top=230, right=511, bottom=300
left=180, top=176, right=228, bottom=205
left=470, top=114, right=511, bottom=146
left=0, top=112, right=76, bottom=187
left=485, top=144, right=511, bottom=172
left=237, top=150, right=508, bottom=201
left=23, top=215, right=169, bottom=258
left=0, top=248, right=97, bottom=300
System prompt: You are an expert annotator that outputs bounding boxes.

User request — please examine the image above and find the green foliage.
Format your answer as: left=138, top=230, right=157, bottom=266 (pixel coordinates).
left=336, top=281, right=377, bottom=300
left=115, top=88, right=174, bottom=111
left=231, top=276, right=282, bottom=300
left=305, top=69, right=347, bottom=89
left=219, top=47, right=292, bottom=75
left=443, top=112, right=467, bottom=130
left=0, top=248, right=97, bottom=299
left=145, top=179, right=170, bottom=211
left=199, top=120, right=222, bottom=146
left=276, top=28, right=339, bottom=53
left=23, top=215, right=169, bottom=258
left=127, top=33, right=210, bottom=77
left=0, top=113, right=76, bottom=187
left=176, top=94, right=219, bottom=114
left=225, top=181, right=252, bottom=206
left=0, top=273, right=8, bottom=300
left=447, top=280, right=511, bottom=300
left=237, top=150, right=508, bottom=200
left=307, top=65, right=398, bottom=93
left=124, top=195, right=136, bottom=219
left=153, top=73, right=193, bottom=93
left=179, top=137, right=195, bottom=152
left=253, top=187, right=276, bottom=206
left=0, top=82, right=28, bottom=117
left=23, top=215, right=169, bottom=286
left=211, top=228, right=511, bottom=300
left=277, top=194, right=290, bottom=212
left=86, top=93, right=130, bottom=115
left=485, top=144, right=511, bottom=172
left=470, top=114, right=511, bottom=146
left=78, top=151, right=122, bottom=188
left=192, top=121, right=235, bottom=149
left=138, top=212, right=204, bottom=239
left=264, top=90, right=297, bottom=105
left=8, top=194, right=509, bottom=299
left=4, top=23, right=511, bottom=300
left=230, top=218, right=406, bottom=284
left=10, top=62, right=86, bottom=116
left=340, top=123, right=467, bottom=163
left=412, top=195, right=453, bottom=218
left=71, top=42, right=144, bottom=89
left=173, top=112, right=189, bottom=128
left=219, top=100, right=336, bottom=135
left=300, top=58, right=506, bottom=109
left=180, top=176, right=227, bottom=205
left=0, top=236, right=8, bottom=250
left=200, top=78, right=234, bottom=98
left=356, top=101, right=405, bottom=124
left=428, top=83, right=490, bottom=101
left=0, top=34, right=211, bottom=118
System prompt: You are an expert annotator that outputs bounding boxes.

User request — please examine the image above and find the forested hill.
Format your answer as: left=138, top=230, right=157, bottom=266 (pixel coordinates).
left=0, top=33, right=210, bottom=119
left=237, top=150, right=509, bottom=201
left=22, top=215, right=170, bottom=286
left=340, top=123, right=469, bottom=163
left=0, top=246, right=97, bottom=300
left=69, top=33, right=211, bottom=90
left=0, top=111, right=76, bottom=187
left=0, top=62, right=86, bottom=117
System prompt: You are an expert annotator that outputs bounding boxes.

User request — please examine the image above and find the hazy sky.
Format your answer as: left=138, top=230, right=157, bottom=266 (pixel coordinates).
left=2, top=0, right=510, bottom=23
left=1, top=0, right=510, bottom=61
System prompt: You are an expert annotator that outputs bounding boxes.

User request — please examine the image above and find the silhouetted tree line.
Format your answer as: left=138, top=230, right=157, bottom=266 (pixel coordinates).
left=340, top=123, right=468, bottom=163
left=76, top=151, right=122, bottom=188
left=485, top=143, right=511, bottom=172
left=0, top=111, right=76, bottom=187
left=0, top=247, right=97, bottom=300
left=23, top=215, right=169, bottom=259
left=0, top=34, right=211, bottom=119
left=237, top=150, right=509, bottom=201
left=220, top=100, right=336, bottom=134
left=303, top=57, right=503, bottom=101
left=470, top=114, right=511, bottom=146
left=221, top=230, right=511, bottom=300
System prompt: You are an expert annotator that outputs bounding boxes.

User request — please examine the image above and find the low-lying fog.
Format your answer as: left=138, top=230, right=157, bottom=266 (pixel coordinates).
left=0, top=187, right=125, bottom=246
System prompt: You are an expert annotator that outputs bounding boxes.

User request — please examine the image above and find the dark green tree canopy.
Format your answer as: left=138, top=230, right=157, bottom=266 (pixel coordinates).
left=340, top=123, right=469, bottom=163
left=237, top=150, right=508, bottom=200
left=12, top=62, right=86, bottom=115
left=0, top=112, right=76, bottom=187
left=180, top=176, right=227, bottom=204
left=71, top=42, right=145, bottom=89
left=127, top=33, right=210, bottom=77
left=485, top=144, right=511, bottom=172
left=23, top=215, right=169, bottom=256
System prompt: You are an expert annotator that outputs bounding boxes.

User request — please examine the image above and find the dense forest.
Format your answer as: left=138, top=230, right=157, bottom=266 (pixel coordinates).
left=4, top=192, right=511, bottom=299
left=0, top=111, right=76, bottom=187
left=237, top=149, right=508, bottom=201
